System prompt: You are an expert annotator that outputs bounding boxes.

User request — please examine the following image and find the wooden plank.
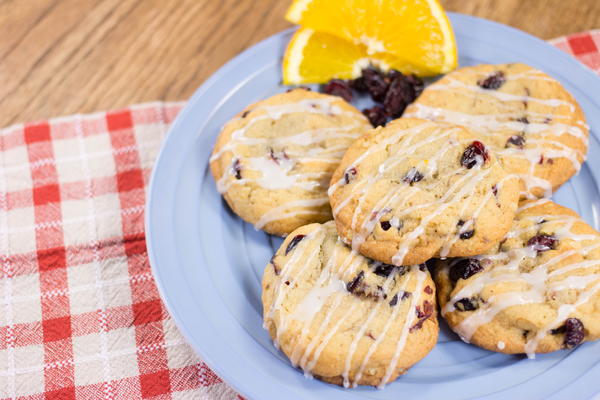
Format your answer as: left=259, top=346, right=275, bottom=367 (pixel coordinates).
left=0, top=0, right=597, bottom=126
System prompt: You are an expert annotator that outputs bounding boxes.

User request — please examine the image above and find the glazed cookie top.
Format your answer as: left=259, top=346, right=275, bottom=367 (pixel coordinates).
left=262, top=221, right=437, bottom=388
left=435, top=200, right=600, bottom=356
left=404, top=63, right=589, bottom=199
left=328, top=118, right=520, bottom=266
left=209, top=89, right=371, bottom=236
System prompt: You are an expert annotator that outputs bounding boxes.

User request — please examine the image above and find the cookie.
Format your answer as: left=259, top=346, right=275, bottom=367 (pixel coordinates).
left=328, top=118, right=520, bottom=266
left=262, top=221, right=438, bottom=388
left=404, top=63, right=589, bottom=199
left=210, top=89, right=371, bottom=236
left=435, top=200, right=600, bottom=356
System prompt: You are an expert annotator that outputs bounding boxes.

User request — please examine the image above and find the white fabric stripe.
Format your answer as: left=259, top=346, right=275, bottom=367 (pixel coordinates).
left=0, top=338, right=188, bottom=377
left=1, top=140, right=161, bottom=174
left=0, top=272, right=153, bottom=305
left=74, top=115, right=114, bottom=399
left=5, top=205, right=145, bottom=235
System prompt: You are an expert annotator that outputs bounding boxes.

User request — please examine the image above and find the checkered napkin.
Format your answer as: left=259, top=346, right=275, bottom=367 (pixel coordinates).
left=550, top=29, right=600, bottom=73
left=0, top=30, right=598, bottom=400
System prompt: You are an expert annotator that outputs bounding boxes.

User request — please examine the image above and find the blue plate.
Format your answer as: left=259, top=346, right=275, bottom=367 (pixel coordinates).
left=146, top=13, right=600, bottom=400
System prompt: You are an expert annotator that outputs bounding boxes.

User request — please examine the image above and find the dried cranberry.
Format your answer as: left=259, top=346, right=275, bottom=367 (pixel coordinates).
left=389, top=291, right=411, bottom=306
left=411, top=300, right=434, bottom=331
left=454, top=297, right=480, bottom=311
left=362, top=105, right=387, bottom=127
left=449, top=258, right=483, bottom=282
left=241, top=110, right=251, bottom=118
left=372, top=263, right=406, bottom=278
left=385, top=69, right=401, bottom=82
left=232, top=159, right=242, bottom=179
left=374, top=285, right=386, bottom=300
left=506, top=135, right=525, bottom=148
left=285, top=234, right=306, bottom=255
left=461, top=141, right=489, bottom=169
left=460, top=230, right=475, bottom=240
left=373, top=264, right=395, bottom=277
left=492, top=184, right=498, bottom=196
left=516, top=116, right=529, bottom=124
left=477, top=71, right=506, bottom=90
left=403, top=167, right=424, bottom=185
left=346, top=271, right=365, bottom=293
left=416, top=300, right=434, bottom=318
left=380, top=220, right=391, bottom=231
left=344, top=167, right=358, bottom=184
left=362, top=67, right=389, bottom=102
left=563, top=318, right=585, bottom=348
left=406, top=74, right=424, bottom=97
left=350, top=76, right=367, bottom=92
left=424, top=285, right=433, bottom=294
left=383, top=75, right=415, bottom=118
left=323, top=79, right=353, bottom=102
left=527, top=234, right=557, bottom=253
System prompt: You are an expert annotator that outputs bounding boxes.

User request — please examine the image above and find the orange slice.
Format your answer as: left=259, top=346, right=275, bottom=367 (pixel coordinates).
left=283, top=28, right=401, bottom=84
left=285, top=0, right=457, bottom=79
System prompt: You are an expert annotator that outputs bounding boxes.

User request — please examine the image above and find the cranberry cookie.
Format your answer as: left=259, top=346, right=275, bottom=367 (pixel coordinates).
left=210, top=89, right=371, bottom=236
left=262, top=221, right=438, bottom=388
left=328, top=118, right=520, bottom=266
left=435, top=200, right=600, bottom=356
left=405, top=63, right=589, bottom=199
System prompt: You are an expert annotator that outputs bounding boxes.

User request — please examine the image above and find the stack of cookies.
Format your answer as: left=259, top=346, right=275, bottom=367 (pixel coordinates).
left=209, top=63, right=599, bottom=389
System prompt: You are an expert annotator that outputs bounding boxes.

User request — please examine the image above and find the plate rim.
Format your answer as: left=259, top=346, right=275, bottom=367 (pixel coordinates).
left=146, top=12, right=600, bottom=400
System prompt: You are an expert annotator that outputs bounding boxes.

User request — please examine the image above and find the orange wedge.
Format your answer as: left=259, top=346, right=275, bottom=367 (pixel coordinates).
left=284, top=0, right=457, bottom=81
left=283, top=28, right=402, bottom=84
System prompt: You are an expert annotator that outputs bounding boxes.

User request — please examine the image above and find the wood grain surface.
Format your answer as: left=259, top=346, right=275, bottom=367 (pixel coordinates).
left=0, top=0, right=599, bottom=127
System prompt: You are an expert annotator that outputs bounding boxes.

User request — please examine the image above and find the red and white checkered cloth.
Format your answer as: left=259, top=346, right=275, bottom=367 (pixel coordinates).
left=0, top=30, right=598, bottom=400
left=550, top=29, right=600, bottom=72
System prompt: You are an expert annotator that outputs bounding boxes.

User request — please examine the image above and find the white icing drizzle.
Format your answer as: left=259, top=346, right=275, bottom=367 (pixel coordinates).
left=254, top=198, right=330, bottom=230
left=266, top=227, right=326, bottom=347
left=441, top=207, right=600, bottom=357
left=330, top=120, right=509, bottom=265
left=341, top=272, right=398, bottom=388
left=439, top=174, right=514, bottom=258
left=391, top=168, right=492, bottom=265
left=524, top=280, right=600, bottom=358
left=331, top=121, right=510, bottom=266
left=292, top=274, right=347, bottom=323
left=404, top=67, right=589, bottom=198
left=211, top=96, right=368, bottom=232
left=377, top=267, right=427, bottom=389
left=424, top=78, right=578, bottom=111
left=265, top=223, right=431, bottom=387
left=517, top=198, right=551, bottom=212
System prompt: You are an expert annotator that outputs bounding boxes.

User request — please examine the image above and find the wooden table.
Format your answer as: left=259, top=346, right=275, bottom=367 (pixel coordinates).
left=1, top=0, right=599, bottom=127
